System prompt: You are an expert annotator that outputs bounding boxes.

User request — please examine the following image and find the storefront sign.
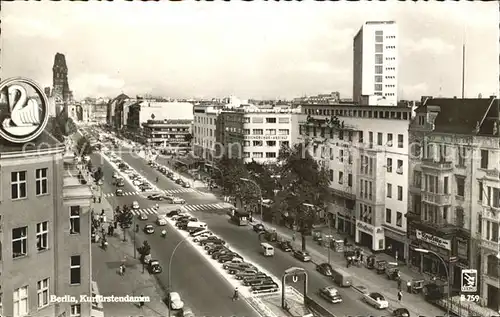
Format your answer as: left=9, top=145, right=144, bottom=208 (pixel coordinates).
left=0, top=77, right=49, bottom=143
left=415, top=229, right=451, bottom=250
left=243, top=135, right=288, bottom=141
left=456, top=237, right=468, bottom=259
left=356, top=221, right=374, bottom=234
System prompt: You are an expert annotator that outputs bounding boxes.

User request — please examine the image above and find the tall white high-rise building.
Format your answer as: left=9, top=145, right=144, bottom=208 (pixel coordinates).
left=353, top=21, right=398, bottom=106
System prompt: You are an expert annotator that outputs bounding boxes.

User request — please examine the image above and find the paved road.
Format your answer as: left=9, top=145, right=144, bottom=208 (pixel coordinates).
left=91, top=151, right=259, bottom=317
left=114, top=151, right=381, bottom=317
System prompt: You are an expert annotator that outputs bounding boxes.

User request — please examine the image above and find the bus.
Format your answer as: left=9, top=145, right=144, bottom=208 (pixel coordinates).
left=228, top=209, right=250, bottom=226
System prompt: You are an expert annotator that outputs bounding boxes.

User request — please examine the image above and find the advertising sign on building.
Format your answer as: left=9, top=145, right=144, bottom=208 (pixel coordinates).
left=415, top=229, right=451, bottom=250
left=243, top=135, right=288, bottom=141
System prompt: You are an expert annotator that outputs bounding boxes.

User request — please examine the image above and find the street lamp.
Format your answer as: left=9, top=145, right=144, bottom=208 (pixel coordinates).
left=168, top=236, right=190, bottom=317
left=240, top=177, right=263, bottom=220
left=413, top=248, right=450, bottom=316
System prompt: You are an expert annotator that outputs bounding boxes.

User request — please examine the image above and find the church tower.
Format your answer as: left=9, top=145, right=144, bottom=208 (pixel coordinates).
left=52, top=53, right=71, bottom=117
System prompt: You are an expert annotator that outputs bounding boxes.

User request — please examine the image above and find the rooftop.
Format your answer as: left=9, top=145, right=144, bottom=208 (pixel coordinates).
left=0, top=128, right=62, bottom=155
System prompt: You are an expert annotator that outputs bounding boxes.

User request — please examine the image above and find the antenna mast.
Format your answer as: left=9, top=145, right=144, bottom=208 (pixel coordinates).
left=461, top=25, right=466, bottom=99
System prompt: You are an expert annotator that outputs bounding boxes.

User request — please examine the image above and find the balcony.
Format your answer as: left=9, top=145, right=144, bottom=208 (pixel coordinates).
left=421, top=159, right=453, bottom=172
left=421, top=192, right=452, bottom=206
left=409, top=183, right=422, bottom=194
left=480, top=239, right=499, bottom=252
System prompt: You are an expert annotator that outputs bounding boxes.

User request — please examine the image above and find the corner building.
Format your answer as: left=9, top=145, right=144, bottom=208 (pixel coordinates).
left=300, top=104, right=410, bottom=257
left=407, top=97, right=499, bottom=308
left=0, top=131, right=95, bottom=317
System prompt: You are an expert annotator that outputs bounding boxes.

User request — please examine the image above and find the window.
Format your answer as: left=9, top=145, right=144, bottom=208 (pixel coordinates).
left=11, top=171, right=27, bottom=199
left=12, top=226, right=28, bottom=258
left=374, top=84, right=383, bottom=91
left=481, top=149, right=489, bottom=169
left=479, top=181, right=484, bottom=202
left=377, top=133, right=383, bottom=146
left=243, top=141, right=250, bottom=147
left=348, top=174, right=352, bottom=187
left=253, top=140, right=263, bottom=146
left=458, top=146, right=466, bottom=166
left=386, top=158, right=392, bottom=172
left=13, top=286, right=28, bottom=317
left=265, top=152, right=276, bottom=158
left=375, top=75, right=382, bottom=83
left=252, top=117, right=263, bottom=123
left=396, top=212, right=402, bottom=227
left=36, top=221, right=49, bottom=251
left=397, top=160, right=403, bottom=174
left=375, top=54, right=383, bottom=64
left=266, top=141, right=276, bottom=147
left=70, top=304, right=81, bottom=317
left=252, top=152, right=263, bottom=158
left=339, top=130, right=344, bottom=140
left=243, top=129, right=250, bottom=135
left=359, top=131, right=364, bottom=143
left=375, top=44, right=383, bottom=53
left=278, top=129, right=289, bottom=135
left=456, top=208, right=465, bottom=227
left=70, top=206, right=81, bottom=234
left=385, top=209, right=392, bottom=223
left=338, top=171, right=344, bottom=184
left=243, top=152, right=250, bottom=158
left=368, top=132, right=373, bottom=147
left=387, top=133, right=393, bottom=146
left=375, top=65, right=383, bottom=74
left=339, top=150, right=344, bottom=162
left=35, top=168, right=48, bottom=195
left=386, top=183, right=392, bottom=198
left=37, top=278, right=49, bottom=308
left=329, top=169, right=334, bottom=182
left=397, top=134, right=404, bottom=148
left=252, top=129, right=263, bottom=135
left=413, top=171, right=422, bottom=188
left=280, top=141, right=289, bottom=148
left=70, top=255, right=81, bottom=285
left=278, top=117, right=290, bottom=124
left=265, top=129, right=276, bottom=135
left=397, top=186, right=403, bottom=201
left=265, top=117, right=276, bottom=123
left=456, top=177, right=465, bottom=197
left=444, top=177, right=449, bottom=194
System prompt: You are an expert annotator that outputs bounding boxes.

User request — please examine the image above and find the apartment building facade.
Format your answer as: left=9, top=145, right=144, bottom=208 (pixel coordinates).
left=407, top=97, right=499, bottom=307
left=0, top=132, right=94, bottom=317
left=141, top=119, right=192, bottom=150
left=193, top=105, right=222, bottom=163
left=215, top=110, right=244, bottom=159
left=301, top=104, right=411, bottom=256
left=353, top=21, right=398, bottom=106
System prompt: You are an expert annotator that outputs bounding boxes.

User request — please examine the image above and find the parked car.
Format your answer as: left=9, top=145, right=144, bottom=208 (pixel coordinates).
left=277, top=240, right=292, bottom=252
left=319, top=286, right=343, bottom=304
left=293, top=250, right=311, bottom=262
left=363, top=292, right=389, bottom=309
left=218, top=254, right=244, bottom=263
left=166, top=197, right=185, bottom=204
left=393, top=308, right=410, bottom=317
left=194, top=232, right=213, bottom=242
left=168, top=292, right=184, bottom=310
left=316, top=263, right=334, bottom=276
left=208, top=245, right=228, bottom=255
left=236, top=271, right=265, bottom=280
left=139, top=212, right=148, bottom=221
left=132, top=201, right=140, bottom=209
left=144, top=224, right=155, bottom=234
left=224, top=262, right=256, bottom=273
left=204, top=240, right=226, bottom=249
left=175, top=178, right=183, bottom=184
left=253, top=223, right=265, bottom=232
left=182, top=307, right=195, bottom=317
left=200, top=236, right=223, bottom=245
left=148, top=260, right=162, bottom=274
left=244, top=277, right=274, bottom=286
left=183, top=182, right=191, bottom=188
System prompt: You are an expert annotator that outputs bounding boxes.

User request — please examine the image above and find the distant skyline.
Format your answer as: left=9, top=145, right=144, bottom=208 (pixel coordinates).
left=1, top=1, right=498, bottom=100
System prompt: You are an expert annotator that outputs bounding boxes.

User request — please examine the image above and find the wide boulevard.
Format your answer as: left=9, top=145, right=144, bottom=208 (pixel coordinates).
left=91, top=150, right=259, bottom=317
left=114, top=149, right=381, bottom=317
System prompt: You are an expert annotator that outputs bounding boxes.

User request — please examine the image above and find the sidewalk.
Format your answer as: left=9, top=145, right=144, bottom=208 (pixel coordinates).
left=250, top=215, right=445, bottom=317
left=91, top=194, right=169, bottom=317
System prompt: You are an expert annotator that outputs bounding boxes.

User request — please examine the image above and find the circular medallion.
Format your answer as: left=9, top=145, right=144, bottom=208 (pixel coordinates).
left=0, top=77, right=50, bottom=143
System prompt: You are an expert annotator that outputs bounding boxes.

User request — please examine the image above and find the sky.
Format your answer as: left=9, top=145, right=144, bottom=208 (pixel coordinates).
left=1, top=1, right=498, bottom=101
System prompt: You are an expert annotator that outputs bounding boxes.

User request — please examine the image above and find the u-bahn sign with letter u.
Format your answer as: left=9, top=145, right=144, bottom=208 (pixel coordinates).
left=0, top=77, right=50, bottom=143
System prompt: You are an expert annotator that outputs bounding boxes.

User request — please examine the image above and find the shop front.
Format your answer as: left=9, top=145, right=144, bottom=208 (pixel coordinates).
left=355, top=220, right=385, bottom=252
left=336, top=212, right=355, bottom=238
left=383, top=225, right=408, bottom=262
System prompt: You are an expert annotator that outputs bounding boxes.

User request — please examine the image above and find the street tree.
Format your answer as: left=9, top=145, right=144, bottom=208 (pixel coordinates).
left=138, top=240, right=151, bottom=264
left=217, top=155, right=249, bottom=194
left=93, top=167, right=103, bottom=184
left=117, top=209, right=133, bottom=241
left=245, top=160, right=276, bottom=199
left=76, top=136, right=93, bottom=156
left=275, top=142, right=330, bottom=251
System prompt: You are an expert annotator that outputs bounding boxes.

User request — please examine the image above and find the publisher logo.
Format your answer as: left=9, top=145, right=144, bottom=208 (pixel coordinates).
left=0, top=77, right=49, bottom=143
left=461, top=269, right=477, bottom=293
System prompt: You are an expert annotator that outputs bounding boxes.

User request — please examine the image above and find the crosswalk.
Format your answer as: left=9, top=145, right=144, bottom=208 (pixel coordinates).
left=129, top=203, right=231, bottom=216
left=103, top=188, right=205, bottom=198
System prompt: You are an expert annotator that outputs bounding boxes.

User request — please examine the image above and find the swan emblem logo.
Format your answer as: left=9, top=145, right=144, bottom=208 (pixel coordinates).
left=0, top=77, right=49, bottom=143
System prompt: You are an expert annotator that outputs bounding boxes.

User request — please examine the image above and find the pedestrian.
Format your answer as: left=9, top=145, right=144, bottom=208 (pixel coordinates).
left=397, top=290, right=402, bottom=302
left=232, top=287, right=239, bottom=301
left=292, top=233, right=296, bottom=242
left=119, top=263, right=125, bottom=276
left=397, top=278, right=402, bottom=290
left=406, top=280, right=412, bottom=293
left=98, top=196, right=102, bottom=203
left=93, top=196, right=96, bottom=203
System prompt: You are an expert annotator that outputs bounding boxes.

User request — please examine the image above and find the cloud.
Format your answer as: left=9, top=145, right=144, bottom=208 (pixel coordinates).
left=3, top=16, right=63, bottom=39
left=71, top=74, right=125, bottom=96
left=402, top=37, right=455, bottom=55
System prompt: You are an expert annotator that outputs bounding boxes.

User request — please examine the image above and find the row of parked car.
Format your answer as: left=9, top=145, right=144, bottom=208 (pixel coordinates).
left=164, top=210, right=281, bottom=295
left=148, top=161, right=191, bottom=188
left=106, top=152, right=155, bottom=192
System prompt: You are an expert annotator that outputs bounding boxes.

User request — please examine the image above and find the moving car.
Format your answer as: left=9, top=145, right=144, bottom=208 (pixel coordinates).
left=166, top=197, right=185, bottom=204
left=253, top=223, right=265, bottom=232
left=116, top=179, right=125, bottom=187
left=182, top=182, right=191, bottom=188
left=316, top=263, right=334, bottom=276
left=363, top=292, right=389, bottom=309
left=144, top=224, right=155, bottom=234
left=277, top=240, right=292, bottom=252
left=167, top=209, right=182, bottom=217
left=393, top=308, right=410, bottom=317
left=139, top=212, right=148, bottom=221
left=168, top=292, right=184, bottom=310
left=148, top=260, right=162, bottom=274
left=319, top=286, right=343, bottom=304
left=133, top=180, right=143, bottom=186
left=148, top=193, right=169, bottom=201
left=112, top=172, right=119, bottom=179
left=293, top=250, right=312, bottom=262
left=115, top=189, right=124, bottom=196
left=132, top=201, right=140, bottom=209
left=175, top=178, right=183, bottom=184
left=156, top=215, right=168, bottom=226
